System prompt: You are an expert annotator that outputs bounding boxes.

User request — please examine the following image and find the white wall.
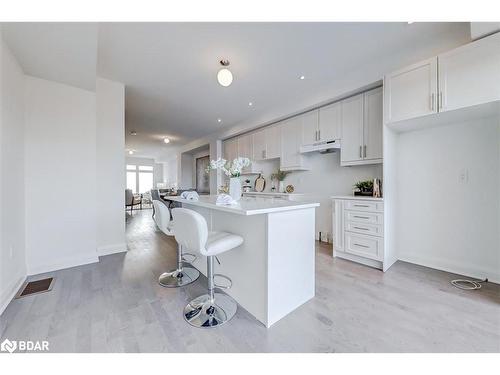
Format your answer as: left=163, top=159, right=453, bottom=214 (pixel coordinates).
left=154, top=163, right=164, bottom=186
left=96, top=78, right=126, bottom=256
left=0, top=35, right=27, bottom=315
left=163, top=155, right=178, bottom=188
left=395, top=117, right=500, bottom=282
left=179, top=153, right=194, bottom=189
left=24, top=76, right=98, bottom=274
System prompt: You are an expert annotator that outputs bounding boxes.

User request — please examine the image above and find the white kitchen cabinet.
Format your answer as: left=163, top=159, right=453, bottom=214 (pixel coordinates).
left=341, top=88, right=383, bottom=166
left=332, top=197, right=385, bottom=269
left=266, top=124, right=281, bottom=159
left=223, top=137, right=238, bottom=163
left=301, top=106, right=341, bottom=145
left=252, top=125, right=281, bottom=161
left=237, top=133, right=253, bottom=160
left=384, top=32, right=500, bottom=129
left=280, top=117, right=308, bottom=171
left=333, top=199, right=344, bottom=254
left=237, top=133, right=254, bottom=173
left=301, top=110, right=319, bottom=145
left=438, top=32, right=500, bottom=113
left=318, top=101, right=342, bottom=141
left=252, top=129, right=267, bottom=161
left=384, top=57, right=438, bottom=123
left=340, top=93, right=364, bottom=164
left=363, top=87, right=383, bottom=161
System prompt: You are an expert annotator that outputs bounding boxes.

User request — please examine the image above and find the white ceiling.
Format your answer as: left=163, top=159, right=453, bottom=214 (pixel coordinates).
left=2, top=23, right=98, bottom=91
left=2, top=22, right=471, bottom=160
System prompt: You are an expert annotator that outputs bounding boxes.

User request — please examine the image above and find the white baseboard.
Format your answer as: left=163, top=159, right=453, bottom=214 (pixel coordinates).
left=97, top=243, right=127, bottom=257
left=27, top=253, right=99, bottom=276
left=0, top=274, right=26, bottom=316
left=399, top=253, right=500, bottom=284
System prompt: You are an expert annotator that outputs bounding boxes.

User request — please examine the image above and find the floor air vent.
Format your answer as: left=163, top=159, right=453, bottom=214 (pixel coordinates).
left=15, top=278, right=54, bottom=298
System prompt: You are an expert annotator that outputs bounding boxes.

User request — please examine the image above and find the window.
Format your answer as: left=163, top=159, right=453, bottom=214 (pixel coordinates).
left=126, top=164, right=154, bottom=193
left=126, top=171, right=137, bottom=192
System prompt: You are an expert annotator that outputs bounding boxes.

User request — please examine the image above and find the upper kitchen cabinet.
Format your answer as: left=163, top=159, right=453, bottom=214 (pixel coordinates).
left=301, top=109, right=320, bottom=145
left=237, top=133, right=256, bottom=173
left=438, top=32, right=500, bottom=113
left=252, top=128, right=267, bottom=161
left=384, top=57, right=438, bottom=123
left=363, top=87, right=383, bottom=161
left=223, top=137, right=238, bottom=163
left=340, top=93, right=364, bottom=165
left=237, top=133, right=253, bottom=160
left=253, top=124, right=281, bottom=161
left=301, top=105, right=341, bottom=146
left=341, top=88, right=383, bottom=166
left=223, top=134, right=260, bottom=174
left=318, top=101, right=342, bottom=142
left=384, top=32, right=500, bottom=130
left=281, top=117, right=309, bottom=171
left=266, top=124, right=281, bottom=159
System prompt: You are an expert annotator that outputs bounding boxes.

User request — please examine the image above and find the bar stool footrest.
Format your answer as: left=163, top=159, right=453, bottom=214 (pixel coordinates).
left=213, top=273, right=232, bottom=290
left=181, top=252, right=197, bottom=264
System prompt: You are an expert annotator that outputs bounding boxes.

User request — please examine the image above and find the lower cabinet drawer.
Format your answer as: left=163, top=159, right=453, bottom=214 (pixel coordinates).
left=345, top=210, right=384, bottom=225
left=345, top=232, right=383, bottom=261
left=344, top=199, right=384, bottom=212
left=345, top=221, right=383, bottom=237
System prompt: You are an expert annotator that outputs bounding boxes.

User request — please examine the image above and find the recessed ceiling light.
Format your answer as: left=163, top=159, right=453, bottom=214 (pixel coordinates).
left=299, top=75, right=305, bottom=80
left=248, top=102, right=253, bottom=106
left=217, top=59, right=233, bottom=87
left=217, top=118, right=222, bottom=123
left=163, top=138, right=170, bottom=144
left=128, top=150, right=134, bottom=155
left=130, top=131, right=137, bottom=136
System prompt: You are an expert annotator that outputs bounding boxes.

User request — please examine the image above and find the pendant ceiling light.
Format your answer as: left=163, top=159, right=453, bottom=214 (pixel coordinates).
left=217, top=59, right=233, bottom=87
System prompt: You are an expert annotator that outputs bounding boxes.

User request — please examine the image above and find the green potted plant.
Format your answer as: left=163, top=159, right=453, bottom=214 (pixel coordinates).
left=354, top=179, right=374, bottom=196
left=271, top=169, right=291, bottom=193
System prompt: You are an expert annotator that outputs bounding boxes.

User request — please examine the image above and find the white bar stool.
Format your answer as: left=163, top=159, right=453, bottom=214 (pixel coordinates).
left=152, top=200, right=200, bottom=287
left=172, top=208, right=243, bottom=328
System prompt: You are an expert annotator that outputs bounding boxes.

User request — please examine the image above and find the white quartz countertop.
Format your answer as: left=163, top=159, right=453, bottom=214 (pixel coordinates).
left=331, top=195, right=384, bottom=201
left=243, top=191, right=305, bottom=196
left=167, top=195, right=320, bottom=216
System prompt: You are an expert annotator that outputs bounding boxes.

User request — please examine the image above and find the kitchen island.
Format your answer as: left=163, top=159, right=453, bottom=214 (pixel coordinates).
left=167, top=195, right=320, bottom=327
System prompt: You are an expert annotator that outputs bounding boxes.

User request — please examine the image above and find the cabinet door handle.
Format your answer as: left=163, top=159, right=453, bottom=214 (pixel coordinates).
left=318, top=129, right=321, bottom=140
left=353, top=204, right=369, bottom=207
left=353, top=226, right=369, bottom=231
left=353, top=215, right=369, bottom=219
left=363, top=145, right=367, bottom=158
left=353, top=243, right=369, bottom=248
left=359, top=146, right=362, bottom=158
left=262, top=150, right=265, bottom=159
left=438, top=92, right=443, bottom=110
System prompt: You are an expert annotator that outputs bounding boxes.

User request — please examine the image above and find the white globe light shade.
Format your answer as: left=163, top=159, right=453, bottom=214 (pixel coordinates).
left=217, top=68, right=233, bottom=87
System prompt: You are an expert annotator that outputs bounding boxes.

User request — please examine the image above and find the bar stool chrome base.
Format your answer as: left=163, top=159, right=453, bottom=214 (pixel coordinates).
left=159, top=266, right=199, bottom=288
left=183, top=293, right=237, bottom=328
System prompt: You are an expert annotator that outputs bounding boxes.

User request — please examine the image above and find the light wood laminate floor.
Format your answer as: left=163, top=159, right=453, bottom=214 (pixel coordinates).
left=1, top=209, right=499, bottom=352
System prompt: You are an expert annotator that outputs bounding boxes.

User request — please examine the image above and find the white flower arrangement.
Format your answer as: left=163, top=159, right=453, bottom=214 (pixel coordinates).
left=206, top=157, right=251, bottom=178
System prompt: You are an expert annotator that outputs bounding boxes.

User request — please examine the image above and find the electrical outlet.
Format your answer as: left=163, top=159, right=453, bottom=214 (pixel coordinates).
left=459, top=168, right=469, bottom=184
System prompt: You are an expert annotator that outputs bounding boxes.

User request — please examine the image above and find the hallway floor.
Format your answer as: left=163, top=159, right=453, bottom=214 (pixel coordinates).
left=1, top=209, right=499, bottom=352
